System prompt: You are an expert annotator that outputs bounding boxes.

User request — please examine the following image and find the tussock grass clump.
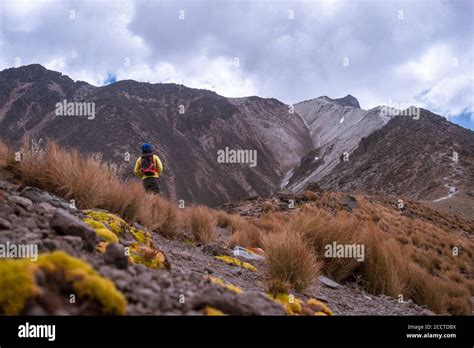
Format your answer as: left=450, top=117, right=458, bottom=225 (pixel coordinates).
left=184, top=205, right=217, bottom=244
left=291, top=210, right=362, bottom=282
left=251, top=212, right=288, bottom=234
left=139, top=194, right=182, bottom=239
left=263, top=229, right=319, bottom=293
left=104, top=181, right=144, bottom=222
left=262, top=201, right=277, bottom=213
left=229, top=212, right=287, bottom=248
left=215, top=210, right=232, bottom=228
left=229, top=221, right=263, bottom=248
left=0, top=141, right=12, bottom=166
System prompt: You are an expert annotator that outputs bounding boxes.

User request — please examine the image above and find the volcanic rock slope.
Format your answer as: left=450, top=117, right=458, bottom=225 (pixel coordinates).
left=0, top=65, right=312, bottom=206
left=319, top=110, right=474, bottom=205
left=284, top=95, right=391, bottom=191
left=2, top=64, right=473, bottom=214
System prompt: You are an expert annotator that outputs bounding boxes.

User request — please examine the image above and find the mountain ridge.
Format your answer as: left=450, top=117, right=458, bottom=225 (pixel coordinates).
left=0, top=64, right=312, bottom=206
left=1, top=64, right=473, bottom=213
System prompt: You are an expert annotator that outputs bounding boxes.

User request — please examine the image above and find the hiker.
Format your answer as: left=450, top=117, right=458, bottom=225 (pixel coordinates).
left=134, top=143, right=163, bottom=194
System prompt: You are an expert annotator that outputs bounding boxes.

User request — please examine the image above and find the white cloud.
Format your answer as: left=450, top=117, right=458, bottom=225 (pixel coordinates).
left=394, top=44, right=456, bottom=84
left=117, top=56, right=258, bottom=97
left=417, top=76, right=474, bottom=118
left=0, top=0, right=472, bottom=128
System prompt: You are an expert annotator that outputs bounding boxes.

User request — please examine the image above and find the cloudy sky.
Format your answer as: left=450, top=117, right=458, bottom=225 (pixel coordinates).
left=1, top=0, right=473, bottom=129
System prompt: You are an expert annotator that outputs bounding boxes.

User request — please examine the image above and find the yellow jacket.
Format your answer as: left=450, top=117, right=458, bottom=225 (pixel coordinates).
left=134, top=154, right=163, bottom=179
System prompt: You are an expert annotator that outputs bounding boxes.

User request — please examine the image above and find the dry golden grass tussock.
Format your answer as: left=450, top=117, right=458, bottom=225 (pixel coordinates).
left=263, top=230, right=319, bottom=291
left=262, top=229, right=320, bottom=293
left=184, top=205, right=217, bottom=244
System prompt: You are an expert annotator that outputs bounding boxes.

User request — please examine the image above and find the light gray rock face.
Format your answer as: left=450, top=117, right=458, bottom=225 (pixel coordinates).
left=285, top=96, right=391, bottom=191
left=227, top=96, right=313, bottom=174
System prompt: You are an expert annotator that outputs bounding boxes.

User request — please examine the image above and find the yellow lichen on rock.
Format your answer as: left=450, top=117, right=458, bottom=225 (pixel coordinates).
left=83, top=211, right=152, bottom=246
left=83, top=210, right=126, bottom=235
left=96, top=241, right=108, bottom=253
left=207, top=275, right=243, bottom=294
left=129, top=245, right=168, bottom=269
left=307, top=298, right=334, bottom=316
left=84, top=210, right=167, bottom=269
left=268, top=293, right=303, bottom=315
left=214, top=255, right=257, bottom=272
left=0, top=258, right=39, bottom=315
left=130, top=226, right=152, bottom=246
left=0, top=251, right=127, bottom=315
left=204, top=305, right=226, bottom=316
left=83, top=217, right=120, bottom=243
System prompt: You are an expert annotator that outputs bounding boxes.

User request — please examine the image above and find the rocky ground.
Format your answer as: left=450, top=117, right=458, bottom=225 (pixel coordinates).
left=0, top=177, right=434, bottom=316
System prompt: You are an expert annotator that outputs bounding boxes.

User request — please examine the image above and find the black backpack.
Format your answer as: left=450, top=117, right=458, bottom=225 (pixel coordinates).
left=140, top=154, right=158, bottom=176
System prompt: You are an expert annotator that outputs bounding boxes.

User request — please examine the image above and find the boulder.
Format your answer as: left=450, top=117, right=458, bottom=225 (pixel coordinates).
left=339, top=195, right=358, bottom=211
left=201, top=243, right=230, bottom=256
left=104, top=243, right=128, bottom=269
left=8, top=195, right=33, bottom=209
left=50, top=209, right=96, bottom=250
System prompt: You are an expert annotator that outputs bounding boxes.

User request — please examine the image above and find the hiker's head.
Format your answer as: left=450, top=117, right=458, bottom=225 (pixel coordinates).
left=141, top=143, right=152, bottom=154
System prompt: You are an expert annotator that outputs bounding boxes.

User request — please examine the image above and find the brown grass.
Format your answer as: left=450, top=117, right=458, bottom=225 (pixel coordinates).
left=215, top=210, right=232, bottom=228
left=4, top=138, right=183, bottom=239
left=257, top=195, right=474, bottom=314
left=227, top=214, right=267, bottom=248
left=253, top=192, right=473, bottom=314
left=229, top=222, right=263, bottom=248
left=139, top=193, right=182, bottom=239
left=0, top=141, right=12, bottom=166
left=262, top=201, right=277, bottom=213
left=16, top=139, right=114, bottom=208
left=184, top=205, right=217, bottom=244
left=263, top=229, right=320, bottom=293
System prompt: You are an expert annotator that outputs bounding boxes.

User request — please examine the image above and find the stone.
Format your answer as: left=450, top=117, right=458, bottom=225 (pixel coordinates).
left=42, top=239, right=58, bottom=251
left=0, top=180, right=16, bottom=191
left=201, top=243, right=229, bottom=256
left=36, top=202, right=57, bottom=215
left=339, top=195, right=358, bottom=211
left=173, top=250, right=192, bottom=260
left=0, top=217, right=12, bottom=230
left=21, top=187, right=72, bottom=210
left=319, top=276, right=342, bottom=289
left=238, top=291, right=286, bottom=315
left=104, top=243, right=128, bottom=269
left=136, top=272, right=153, bottom=284
left=8, top=195, right=33, bottom=209
left=21, top=187, right=58, bottom=204
left=232, top=269, right=242, bottom=276
left=62, top=235, right=84, bottom=249
left=50, top=209, right=96, bottom=251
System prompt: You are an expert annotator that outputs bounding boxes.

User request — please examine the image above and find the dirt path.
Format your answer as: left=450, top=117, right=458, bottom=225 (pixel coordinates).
left=433, top=152, right=463, bottom=202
